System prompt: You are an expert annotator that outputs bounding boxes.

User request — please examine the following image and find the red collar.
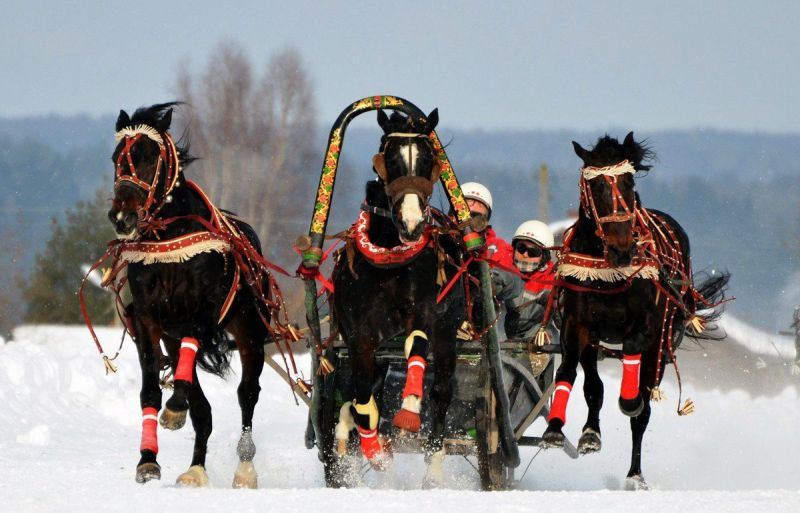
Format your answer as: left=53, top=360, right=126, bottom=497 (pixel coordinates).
left=353, top=211, right=432, bottom=268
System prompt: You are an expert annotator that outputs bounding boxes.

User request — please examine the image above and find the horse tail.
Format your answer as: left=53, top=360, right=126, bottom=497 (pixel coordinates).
left=195, top=328, right=233, bottom=378
left=686, top=270, right=731, bottom=341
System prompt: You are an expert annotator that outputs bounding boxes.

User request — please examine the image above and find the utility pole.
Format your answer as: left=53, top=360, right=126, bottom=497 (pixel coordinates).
left=538, top=163, right=549, bottom=223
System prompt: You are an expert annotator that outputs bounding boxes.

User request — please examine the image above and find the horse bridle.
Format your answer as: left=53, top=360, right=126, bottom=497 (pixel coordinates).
left=379, top=132, right=440, bottom=208
left=579, top=160, right=639, bottom=241
left=580, top=160, right=648, bottom=253
left=114, top=124, right=181, bottom=224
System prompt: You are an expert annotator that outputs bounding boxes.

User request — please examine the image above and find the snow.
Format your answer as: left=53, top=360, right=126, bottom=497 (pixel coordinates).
left=0, top=323, right=798, bottom=512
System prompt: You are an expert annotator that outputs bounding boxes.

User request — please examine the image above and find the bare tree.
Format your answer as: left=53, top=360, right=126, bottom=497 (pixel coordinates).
left=175, top=42, right=317, bottom=260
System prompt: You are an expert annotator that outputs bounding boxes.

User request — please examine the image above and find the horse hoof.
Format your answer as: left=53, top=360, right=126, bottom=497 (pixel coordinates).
left=232, top=461, right=258, bottom=489
left=578, top=428, right=602, bottom=455
left=176, top=465, right=209, bottom=487
left=392, top=408, right=421, bottom=433
left=539, top=429, right=565, bottom=449
left=618, top=396, right=644, bottom=417
left=159, top=408, right=187, bottom=430
left=368, top=451, right=392, bottom=472
left=422, top=449, right=445, bottom=489
left=625, top=474, right=649, bottom=491
left=135, top=462, right=161, bottom=483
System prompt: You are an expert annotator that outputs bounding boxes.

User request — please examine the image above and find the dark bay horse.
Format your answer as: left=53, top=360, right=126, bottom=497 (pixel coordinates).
left=108, top=103, right=280, bottom=488
left=331, top=109, right=466, bottom=485
left=540, top=132, right=729, bottom=489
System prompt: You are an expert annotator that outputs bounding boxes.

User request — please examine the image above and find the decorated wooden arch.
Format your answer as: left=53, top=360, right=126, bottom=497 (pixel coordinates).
left=299, top=95, right=475, bottom=268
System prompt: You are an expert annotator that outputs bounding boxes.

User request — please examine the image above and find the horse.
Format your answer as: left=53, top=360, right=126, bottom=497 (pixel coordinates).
left=330, top=109, right=466, bottom=486
left=539, top=132, right=729, bottom=489
left=107, top=103, right=286, bottom=488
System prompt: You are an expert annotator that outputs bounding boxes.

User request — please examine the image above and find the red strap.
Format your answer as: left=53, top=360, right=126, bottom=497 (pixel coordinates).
left=140, top=407, right=158, bottom=453
left=620, top=353, right=642, bottom=400
left=402, top=356, right=427, bottom=399
left=175, top=337, right=199, bottom=383
left=548, top=381, right=573, bottom=423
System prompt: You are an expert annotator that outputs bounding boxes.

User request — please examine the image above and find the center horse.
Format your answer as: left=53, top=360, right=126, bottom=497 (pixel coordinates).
left=539, top=132, right=729, bottom=489
left=103, top=103, right=294, bottom=487
left=331, top=109, right=466, bottom=485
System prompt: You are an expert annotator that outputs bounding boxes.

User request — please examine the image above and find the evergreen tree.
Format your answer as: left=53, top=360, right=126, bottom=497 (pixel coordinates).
left=22, top=187, right=116, bottom=324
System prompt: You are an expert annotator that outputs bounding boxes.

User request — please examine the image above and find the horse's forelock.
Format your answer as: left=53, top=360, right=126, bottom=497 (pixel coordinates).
left=586, top=134, right=654, bottom=172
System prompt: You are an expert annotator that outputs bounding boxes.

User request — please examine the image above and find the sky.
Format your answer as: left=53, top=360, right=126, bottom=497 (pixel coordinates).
left=2, top=1, right=798, bottom=132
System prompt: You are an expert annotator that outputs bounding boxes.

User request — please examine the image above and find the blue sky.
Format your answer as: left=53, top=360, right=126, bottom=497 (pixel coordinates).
left=2, top=1, right=798, bottom=132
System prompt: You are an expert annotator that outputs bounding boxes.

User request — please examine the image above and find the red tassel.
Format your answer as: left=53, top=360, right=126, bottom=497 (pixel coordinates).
left=402, top=355, right=427, bottom=399
left=620, top=353, right=642, bottom=400
left=548, top=381, right=573, bottom=423
left=175, top=337, right=199, bottom=383
left=392, top=408, right=422, bottom=432
left=140, top=407, right=158, bottom=454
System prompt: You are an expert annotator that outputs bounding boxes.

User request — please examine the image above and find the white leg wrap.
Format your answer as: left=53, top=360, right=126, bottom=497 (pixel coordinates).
left=425, top=449, right=446, bottom=487
left=335, top=402, right=355, bottom=441
left=404, top=330, right=427, bottom=359
left=353, top=396, right=380, bottom=430
left=400, top=395, right=422, bottom=414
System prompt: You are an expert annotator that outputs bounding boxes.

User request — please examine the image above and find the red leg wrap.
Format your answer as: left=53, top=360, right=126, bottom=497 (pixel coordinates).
left=175, top=337, right=199, bottom=383
left=620, top=353, right=642, bottom=400
left=140, top=407, right=158, bottom=454
left=357, top=426, right=382, bottom=461
left=547, top=381, right=573, bottom=423
left=401, top=355, right=427, bottom=399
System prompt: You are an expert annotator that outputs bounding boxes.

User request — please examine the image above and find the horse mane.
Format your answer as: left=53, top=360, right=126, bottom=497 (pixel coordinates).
left=121, top=102, right=197, bottom=167
left=587, top=134, right=655, bottom=172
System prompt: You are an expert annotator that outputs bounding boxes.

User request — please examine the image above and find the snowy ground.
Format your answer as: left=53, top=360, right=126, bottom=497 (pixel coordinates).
left=0, top=321, right=798, bottom=512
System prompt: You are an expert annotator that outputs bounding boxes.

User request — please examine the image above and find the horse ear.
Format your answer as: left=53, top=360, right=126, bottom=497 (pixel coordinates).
left=572, top=141, right=590, bottom=162
left=377, top=109, right=390, bottom=132
left=623, top=131, right=635, bottom=149
left=372, top=153, right=388, bottom=181
left=115, top=110, right=130, bottom=131
left=426, top=108, right=439, bottom=133
left=159, top=108, right=173, bottom=131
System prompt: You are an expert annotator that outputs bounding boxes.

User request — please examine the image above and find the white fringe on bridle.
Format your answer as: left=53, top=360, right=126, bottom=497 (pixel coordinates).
left=581, top=161, right=635, bottom=180
left=114, top=124, right=165, bottom=148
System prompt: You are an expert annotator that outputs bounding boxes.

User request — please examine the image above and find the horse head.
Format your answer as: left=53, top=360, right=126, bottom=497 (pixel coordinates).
left=108, top=103, right=185, bottom=239
left=572, top=132, right=653, bottom=266
left=371, top=108, right=440, bottom=242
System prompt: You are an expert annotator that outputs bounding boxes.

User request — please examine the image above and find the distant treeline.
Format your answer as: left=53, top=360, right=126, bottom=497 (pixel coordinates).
left=1, top=116, right=798, bottom=333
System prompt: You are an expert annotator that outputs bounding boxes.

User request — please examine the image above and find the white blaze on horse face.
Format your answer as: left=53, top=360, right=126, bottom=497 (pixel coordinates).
left=399, top=193, right=423, bottom=235
left=398, top=143, right=420, bottom=175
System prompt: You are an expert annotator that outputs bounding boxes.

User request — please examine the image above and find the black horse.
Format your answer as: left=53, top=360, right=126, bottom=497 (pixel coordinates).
left=108, top=103, right=278, bottom=488
left=330, top=109, right=466, bottom=485
left=539, top=133, right=729, bottom=489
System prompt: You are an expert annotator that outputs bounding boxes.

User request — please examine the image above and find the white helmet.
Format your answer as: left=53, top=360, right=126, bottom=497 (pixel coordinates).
left=461, top=182, right=493, bottom=212
left=513, top=220, right=554, bottom=248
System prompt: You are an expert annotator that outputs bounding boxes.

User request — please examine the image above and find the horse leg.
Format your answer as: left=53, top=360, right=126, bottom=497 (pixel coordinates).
left=175, top=367, right=212, bottom=487
left=229, top=310, right=265, bottom=489
left=350, top=336, right=389, bottom=469
left=422, top=330, right=457, bottom=488
left=578, top=346, right=603, bottom=455
left=392, top=329, right=430, bottom=433
left=619, top=315, right=654, bottom=417
left=132, top=315, right=163, bottom=483
left=541, top=319, right=584, bottom=448
left=159, top=335, right=201, bottom=431
left=625, top=345, right=660, bottom=490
